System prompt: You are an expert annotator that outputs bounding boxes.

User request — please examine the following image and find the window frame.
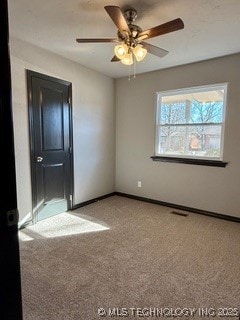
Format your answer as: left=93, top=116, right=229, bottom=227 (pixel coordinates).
left=152, top=83, right=228, bottom=166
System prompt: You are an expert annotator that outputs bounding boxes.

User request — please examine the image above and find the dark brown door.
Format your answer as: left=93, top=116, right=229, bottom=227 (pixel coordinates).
left=27, top=71, right=73, bottom=222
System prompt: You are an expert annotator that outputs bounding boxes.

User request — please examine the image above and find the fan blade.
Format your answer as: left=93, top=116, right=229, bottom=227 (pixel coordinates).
left=76, top=38, right=117, bottom=43
left=142, top=42, right=169, bottom=58
left=111, top=55, right=120, bottom=62
left=104, top=6, right=130, bottom=36
left=139, top=18, right=184, bottom=40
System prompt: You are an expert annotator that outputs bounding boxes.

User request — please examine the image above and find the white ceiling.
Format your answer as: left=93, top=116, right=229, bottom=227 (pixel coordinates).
left=8, top=0, right=240, bottom=79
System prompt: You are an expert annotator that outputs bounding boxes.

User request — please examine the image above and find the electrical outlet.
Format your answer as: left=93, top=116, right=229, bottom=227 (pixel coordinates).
left=138, top=181, right=142, bottom=188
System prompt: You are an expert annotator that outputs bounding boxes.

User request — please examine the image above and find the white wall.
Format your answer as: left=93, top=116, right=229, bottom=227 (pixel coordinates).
left=10, top=38, right=115, bottom=222
left=115, top=54, right=240, bottom=218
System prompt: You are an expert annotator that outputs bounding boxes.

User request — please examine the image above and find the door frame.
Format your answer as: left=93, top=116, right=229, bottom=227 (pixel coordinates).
left=27, top=70, right=74, bottom=223
left=0, top=0, right=23, bottom=318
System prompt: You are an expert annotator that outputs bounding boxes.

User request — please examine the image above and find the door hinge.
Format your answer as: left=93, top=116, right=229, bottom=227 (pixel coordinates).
left=68, top=146, right=72, bottom=154
left=69, top=194, right=73, bottom=202
left=7, top=209, right=19, bottom=227
left=68, top=97, right=71, bottom=104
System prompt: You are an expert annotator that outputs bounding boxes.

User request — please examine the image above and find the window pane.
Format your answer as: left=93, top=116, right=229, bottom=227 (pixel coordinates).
left=159, top=102, right=186, bottom=125
left=159, top=88, right=225, bottom=125
left=157, top=125, right=222, bottom=158
left=190, top=100, right=223, bottom=124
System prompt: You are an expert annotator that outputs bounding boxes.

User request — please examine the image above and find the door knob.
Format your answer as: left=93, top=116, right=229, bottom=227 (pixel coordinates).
left=36, top=156, right=43, bottom=162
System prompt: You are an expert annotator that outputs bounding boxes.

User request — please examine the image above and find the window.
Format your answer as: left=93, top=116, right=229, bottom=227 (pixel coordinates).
left=153, top=84, right=228, bottom=165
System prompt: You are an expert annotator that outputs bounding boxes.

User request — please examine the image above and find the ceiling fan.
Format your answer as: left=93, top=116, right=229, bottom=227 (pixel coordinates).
left=76, top=5, right=184, bottom=66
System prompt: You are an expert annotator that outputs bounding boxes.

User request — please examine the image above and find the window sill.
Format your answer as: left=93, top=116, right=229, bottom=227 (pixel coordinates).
left=151, top=156, right=228, bottom=167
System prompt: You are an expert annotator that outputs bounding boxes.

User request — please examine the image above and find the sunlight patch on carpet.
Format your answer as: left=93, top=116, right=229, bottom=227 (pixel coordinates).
left=19, top=212, right=109, bottom=241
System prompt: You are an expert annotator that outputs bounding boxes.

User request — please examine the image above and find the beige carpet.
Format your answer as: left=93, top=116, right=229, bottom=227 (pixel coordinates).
left=19, top=196, right=240, bottom=320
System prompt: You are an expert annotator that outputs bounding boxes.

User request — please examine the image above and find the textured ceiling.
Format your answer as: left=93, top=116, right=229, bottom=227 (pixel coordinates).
left=8, top=0, right=240, bottom=78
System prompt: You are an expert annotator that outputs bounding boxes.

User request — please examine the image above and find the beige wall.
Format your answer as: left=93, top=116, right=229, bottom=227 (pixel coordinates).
left=115, top=54, right=240, bottom=218
left=10, top=38, right=240, bottom=221
left=10, top=38, right=115, bottom=222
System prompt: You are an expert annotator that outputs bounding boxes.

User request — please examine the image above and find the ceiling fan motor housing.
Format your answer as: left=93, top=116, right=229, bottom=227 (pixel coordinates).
left=124, top=8, right=138, bottom=23
left=118, top=9, right=142, bottom=46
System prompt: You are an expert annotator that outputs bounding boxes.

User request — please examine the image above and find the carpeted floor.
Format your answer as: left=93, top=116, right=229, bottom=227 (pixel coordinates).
left=19, top=196, right=240, bottom=320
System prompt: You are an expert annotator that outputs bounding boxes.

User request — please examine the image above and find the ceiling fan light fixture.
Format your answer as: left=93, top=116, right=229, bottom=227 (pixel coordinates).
left=114, top=43, right=128, bottom=59
left=121, top=52, right=133, bottom=65
left=133, top=45, right=147, bottom=62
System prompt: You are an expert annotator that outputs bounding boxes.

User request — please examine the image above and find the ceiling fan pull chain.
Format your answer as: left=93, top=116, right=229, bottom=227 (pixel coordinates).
left=128, top=56, right=137, bottom=80
left=128, top=63, right=131, bottom=81
left=133, top=56, right=136, bottom=79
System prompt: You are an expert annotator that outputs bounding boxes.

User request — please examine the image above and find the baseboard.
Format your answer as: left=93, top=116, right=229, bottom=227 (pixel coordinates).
left=72, top=192, right=116, bottom=210
left=70, top=191, right=240, bottom=223
left=115, top=192, right=240, bottom=224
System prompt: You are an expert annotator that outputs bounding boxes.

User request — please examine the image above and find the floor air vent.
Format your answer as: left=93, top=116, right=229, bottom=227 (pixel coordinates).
left=170, top=211, right=189, bottom=217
